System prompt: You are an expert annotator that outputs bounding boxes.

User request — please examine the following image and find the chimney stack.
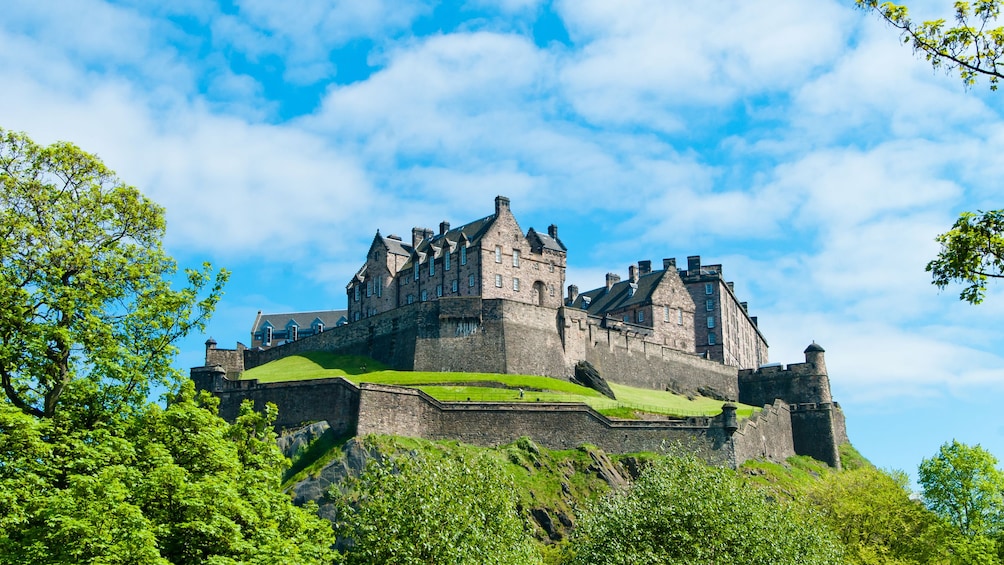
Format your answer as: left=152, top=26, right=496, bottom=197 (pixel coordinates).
left=663, top=258, right=676, bottom=270
left=440, top=221, right=450, bottom=235
left=605, top=273, right=620, bottom=291
left=629, top=265, right=638, bottom=283
left=567, top=285, right=579, bottom=305
left=687, top=255, right=701, bottom=275
left=495, top=195, right=510, bottom=216
left=412, top=227, right=428, bottom=248
left=548, top=224, right=558, bottom=239
left=638, top=260, right=652, bottom=275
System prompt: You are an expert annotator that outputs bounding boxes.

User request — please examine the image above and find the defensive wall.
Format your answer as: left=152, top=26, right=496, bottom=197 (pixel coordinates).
left=193, top=299, right=846, bottom=468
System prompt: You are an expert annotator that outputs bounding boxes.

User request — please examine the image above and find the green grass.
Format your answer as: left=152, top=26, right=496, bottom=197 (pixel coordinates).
left=243, top=352, right=757, bottom=419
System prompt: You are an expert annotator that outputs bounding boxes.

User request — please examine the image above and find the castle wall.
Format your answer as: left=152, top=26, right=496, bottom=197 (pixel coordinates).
left=191, top=367, right=360, bottom=433
left=737, top=361, right=832, bottom=407
left=789, top=404, right=844, bottom=469
left=580, top=323, right=740, bottom=400
left=355, top=383, right=735, bottom=466
left=731, top=400, right=796, bottom=465
left=205, top=344, right=245, bottom=377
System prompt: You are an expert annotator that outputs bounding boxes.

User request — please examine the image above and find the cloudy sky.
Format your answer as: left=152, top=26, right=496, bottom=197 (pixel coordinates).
left=4, top=0, right=1003, bottom=479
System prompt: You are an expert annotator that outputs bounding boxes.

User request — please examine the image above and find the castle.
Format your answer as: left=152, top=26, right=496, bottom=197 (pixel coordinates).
left=192, top=196, right=847, bottom=469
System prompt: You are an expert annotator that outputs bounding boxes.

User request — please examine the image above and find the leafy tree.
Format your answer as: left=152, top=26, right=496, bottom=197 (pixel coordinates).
left=919, top=440, right=1004, bottom=539
left=332, top=446, right=541, bottom=565
left=0, top=382, right=339, bottom=565
left=807, top=466, right=961, bottom=564
left=927, top=210, right=1004, bottom=304
left=0, top=127, right=227, bottom=418
left=856, top=0, right=1004, bottom=89
left=564, top=453, right=844, bottom=565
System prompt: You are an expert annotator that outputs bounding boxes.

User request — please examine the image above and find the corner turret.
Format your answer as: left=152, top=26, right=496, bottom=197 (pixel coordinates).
left=804, top=341, right=826, bottom=375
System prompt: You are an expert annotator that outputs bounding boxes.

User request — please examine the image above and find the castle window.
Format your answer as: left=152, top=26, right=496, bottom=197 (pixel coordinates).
left=452, top=279, right=458, bottom=293
left=623, top=315, right=630, bottom=323
left=469, top=274, right=476, bottom=287
left=377, top=276, right=382, bottom=298
left=421, top=290, right=428, bottom=302
left=407, top=294, right=414, bottom=305
left=429, top=256, right=435, bottom=276
left=664, top=306, right=670, bottom=322
left=354, top=285, right=359, bottom=302
left=414, top=262, right=419, bottom=281
left=495, top=245, right=502, bottom=263
left=707, top=316, right=715, bottom=328
left=460, top=246, right=467, bottom=265
left=366, top=281, right=372, bottom=297
left=315, top=323, right=323, bottom=334
left=445, top=251, right=451, bottom=271
left=677, top=308, right=683, bottom=325
left=705, top=283, right=713, bottom=295
left=637, top=311, right=644, bottom=323
left=513, top=249, right=520, bottom=267
left=706, top=299, right=714, bottom=311
left=708, top=333, right=716, bottom=346
left=495, top=274, right=503, bottom=288
left=264, top=326, right=272, bottom=345
left=436, top=284, right=443, bottom=297
left=549, top=260, right=554, bottom=273
left=513, top=277, right=520, bottom=291
left=289, top=326, right=297, bottom=341
left=549, top=284, right=555, bottom=297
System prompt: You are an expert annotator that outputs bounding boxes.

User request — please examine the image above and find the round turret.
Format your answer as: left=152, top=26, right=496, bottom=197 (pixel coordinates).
left=803, top=342, right=826, bottom=375
left=721, top=403, right=739, bottom=435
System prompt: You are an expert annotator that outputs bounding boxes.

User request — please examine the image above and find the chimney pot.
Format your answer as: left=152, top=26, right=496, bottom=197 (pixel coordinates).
left=629, top=265, right=638, bottom=283
left=687, top=255, right=701, bottom=274
left=605, top=273, right=620, bottom=290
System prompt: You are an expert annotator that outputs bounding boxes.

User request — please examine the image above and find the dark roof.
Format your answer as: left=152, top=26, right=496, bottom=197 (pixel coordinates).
left=527, top=228, right=566, bottom=252
left=253, top=310, right=348, bottom=331
left=804, top=342, right=825, bottom=353
left=380, top=233, right=413, bottom=257
left=401, top=214, right=497, bottom=270
left=572, top=271, right=667, bottom=314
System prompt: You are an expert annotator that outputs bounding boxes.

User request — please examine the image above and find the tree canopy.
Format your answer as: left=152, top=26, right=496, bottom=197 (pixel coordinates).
left=0, top=127, right=227, bottom=418
left=919, top=440, right=1004, bottom=540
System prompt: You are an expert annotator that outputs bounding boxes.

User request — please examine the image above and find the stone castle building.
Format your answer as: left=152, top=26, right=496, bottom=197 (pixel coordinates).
left=193, top=196, right=847, bottom=469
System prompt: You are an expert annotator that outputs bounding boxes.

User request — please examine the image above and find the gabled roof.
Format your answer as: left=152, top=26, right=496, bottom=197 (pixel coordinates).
left=252, top=310, right=348, bottom=332
left=376, top=231, right=413, bottom=257
left=572, top=271, right=668, bottom=315
left=401, top=214, right=497, bottom=270
left=527, top=228, right=566, bottom=252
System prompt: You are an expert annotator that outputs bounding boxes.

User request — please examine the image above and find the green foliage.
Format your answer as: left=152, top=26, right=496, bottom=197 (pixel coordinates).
left=857, top=0, right=1004, bottom=89
left=331, top=446, right=542, bottom=565
left=807, top=466, right=956, bottom=564
left=0, top=127, right=228, bottom=418
left=565, top=452, right=844, bottom=565
left=919, top=440, right=1004, bottom=539
left=926, top=210, right=1004, bottom=304
left=0, top=382, right=338, bottom=565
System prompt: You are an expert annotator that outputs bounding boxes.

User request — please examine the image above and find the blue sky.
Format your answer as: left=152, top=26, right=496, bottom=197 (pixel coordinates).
left=4, top=0, right=1003, bottom=481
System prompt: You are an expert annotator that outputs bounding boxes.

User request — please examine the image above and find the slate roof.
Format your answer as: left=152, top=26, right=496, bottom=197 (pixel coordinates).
left=572, top=271, right=668, bottom=315
left=400, top=214, right=497, bottom=271
left=527, top=227, right=566, bottom=252
left=252, top=310, right=348, bottom=332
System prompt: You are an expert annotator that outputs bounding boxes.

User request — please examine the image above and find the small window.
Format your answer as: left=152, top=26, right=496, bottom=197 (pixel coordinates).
left=407, top=294, right=414, bottom=305
left=677, top=309, right=683, bottom=325
left=436, top=284, right=443, bottom=297
left=549, top=284, right=555, bottom=297
left=495, top=245, right=502, bottom=263
left=445, top=251, right=451, bottom=271
left=421, top=290, right=428, bottom=302
left=706, top=299, right=713, bottom=311
left=264, top=326, right=272, bottom=345
left=366, top=281, right=372, bottom=297
left=376, top=275, right=382, bottom=298
left=289, top=326, right=298, bottom=341
left=513, top=277, right=520, bottom=291
left=495, top=274, right=503, bottom=288
left=414, top=262, right=419, bottom=281
left=513, top=249, right=520, bottom=267
left=452, top=279, right=458, bottom=293
left=708, top=333, right=716, bottom=346
left=637, top=311, right=644, bottom=323
left=354, top=286, right=359, bottom=302
left=315, top=323, right=323, bottom=334
left=707, top=316, right=715, bottom=329
left=460, top=246, right=467, bottom=265
left=705, top=283, right=713, bottom=295
left=469, top=274, right=476, bottom=287
left=549, top=260, right=554, bottom=273
left=623, top=315, right=630, bottom=323
left=429, top=256, right=435, bottom=276
left=664, top=305, right=670, bottom=322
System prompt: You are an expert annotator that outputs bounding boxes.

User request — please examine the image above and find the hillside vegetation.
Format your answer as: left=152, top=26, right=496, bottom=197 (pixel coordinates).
left=242, top=352, right=757, bottom=418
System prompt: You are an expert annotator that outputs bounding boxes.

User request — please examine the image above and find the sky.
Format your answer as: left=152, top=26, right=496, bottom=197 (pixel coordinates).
left=3, top=0, right=1003, bottom=483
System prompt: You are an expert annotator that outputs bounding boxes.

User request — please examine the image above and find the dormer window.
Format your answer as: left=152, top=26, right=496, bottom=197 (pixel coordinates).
left=264, top=326, right=272, bottom=345
left=288, top=325, right=298, bottom=341
left=460, top=246, right=467, bottom=265
left=315, top=323, right=323, bottom=334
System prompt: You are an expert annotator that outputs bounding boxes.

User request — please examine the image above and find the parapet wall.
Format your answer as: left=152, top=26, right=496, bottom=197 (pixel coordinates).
left=355, top=383, right=736, bottom=466
left=738, top=361, right=831, bottom=407
left=731, top=400, right=796, bottom=465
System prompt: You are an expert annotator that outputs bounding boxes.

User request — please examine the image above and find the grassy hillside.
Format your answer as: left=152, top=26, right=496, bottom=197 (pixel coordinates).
left=242, top=351, right=757, bottom=418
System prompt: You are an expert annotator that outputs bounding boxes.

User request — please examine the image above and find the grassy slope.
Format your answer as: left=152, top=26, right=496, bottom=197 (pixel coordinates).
left=242, top=352, right=756, bottom=418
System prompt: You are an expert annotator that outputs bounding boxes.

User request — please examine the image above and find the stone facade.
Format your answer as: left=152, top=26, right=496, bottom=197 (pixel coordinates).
left=347, top=196, right=567, bottom=322
left=680, top=256, right=768, bottom=369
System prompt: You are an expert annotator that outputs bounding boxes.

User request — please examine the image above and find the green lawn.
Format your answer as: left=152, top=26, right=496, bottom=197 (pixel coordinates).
left=240, top=352, right=757, bottom=419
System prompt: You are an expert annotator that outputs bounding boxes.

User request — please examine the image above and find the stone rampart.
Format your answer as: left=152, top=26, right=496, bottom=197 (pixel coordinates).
left=355, top=383, right=736, bottom=466
left=731, top=399, right=796, bottom=465
left=789, top=403, right=845, bottom=469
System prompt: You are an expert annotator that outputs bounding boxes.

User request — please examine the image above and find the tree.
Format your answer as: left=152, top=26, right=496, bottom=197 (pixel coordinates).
left=0, top=127, right=227, bottom=418
left=565, top=453, right=844, bottom=565
left=856, top=0, right=1004, bottom=89
left=331, top=446, right=541, bottom=565
left=857, top=3, right=1004, bottom=304
left=927, top=210, right=1004, bottom=304
left=919, top=440, right=1004, bottom=539
left=0, top=382, right=339, bottom=564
